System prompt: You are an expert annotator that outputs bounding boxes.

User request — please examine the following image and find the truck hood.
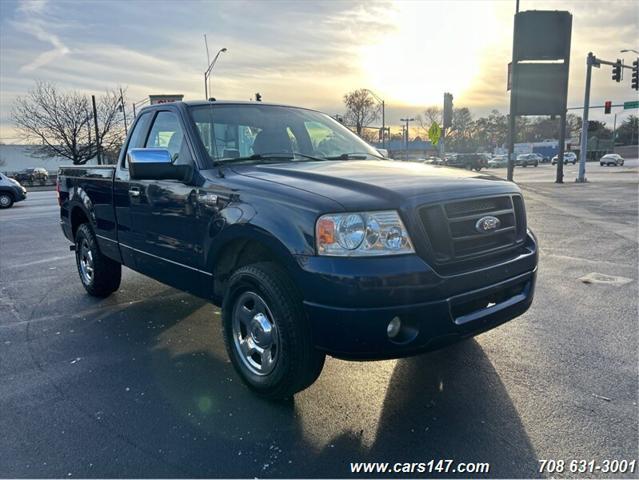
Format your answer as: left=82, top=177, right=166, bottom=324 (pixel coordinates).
left=230, top=160, right=518, bottom=210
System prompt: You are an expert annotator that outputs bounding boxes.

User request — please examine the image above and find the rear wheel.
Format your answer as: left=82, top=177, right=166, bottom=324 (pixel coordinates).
left=222, top=262, right=325, bottom=399
left=75, top=223, right=121, bottom=297
left=0, top=193, right=14, bottom=209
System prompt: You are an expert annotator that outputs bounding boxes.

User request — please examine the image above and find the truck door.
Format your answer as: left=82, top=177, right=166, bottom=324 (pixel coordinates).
left=113, top=110, right=154, bottom=269
left=126, top=110, right=208, bottom=295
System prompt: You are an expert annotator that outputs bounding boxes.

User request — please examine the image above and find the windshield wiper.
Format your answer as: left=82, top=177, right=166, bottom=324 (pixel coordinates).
left=214, top=152, right=327, bottom=165
left=323, top=152, right=385, bottom=160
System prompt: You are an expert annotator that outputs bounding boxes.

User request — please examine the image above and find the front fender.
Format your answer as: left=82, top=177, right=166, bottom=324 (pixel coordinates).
left=205, top=223, right=300, bottom=275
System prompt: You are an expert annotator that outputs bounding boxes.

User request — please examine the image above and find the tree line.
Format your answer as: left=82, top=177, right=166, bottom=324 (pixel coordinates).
left=8, top=84, right=637, bottom=165
left=342, top=89, right=638, bottom=152
left=12, top=81, right=127, bottom=165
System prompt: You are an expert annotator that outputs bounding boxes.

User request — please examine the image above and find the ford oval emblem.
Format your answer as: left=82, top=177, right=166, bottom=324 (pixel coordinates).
left=475, top=215, right=501, bottom=233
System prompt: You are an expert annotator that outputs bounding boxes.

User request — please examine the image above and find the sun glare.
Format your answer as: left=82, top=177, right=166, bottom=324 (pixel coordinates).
left=359, top=1, right=500, bottom=106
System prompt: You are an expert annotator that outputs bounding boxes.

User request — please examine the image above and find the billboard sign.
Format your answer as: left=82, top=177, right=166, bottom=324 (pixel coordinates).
left=514, top=11, right=572, bottom=61
left=514, top=63, right=569, bottom=115
left=149, top=94, right=184, bottom=105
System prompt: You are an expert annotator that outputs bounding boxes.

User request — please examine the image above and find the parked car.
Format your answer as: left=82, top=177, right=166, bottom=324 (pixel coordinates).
left=599, top=153, right=624, bottom=166
left=0, top=172, right=27, bottom=208
left=417, top=156, right=442, bottom=165
left=551, top=152, right=577, bottom=165
left=15, top=167, right=49, bottom=185
left=58, top=101, right=537, bottom=399
left=488, top=155, right=508, bottom=168
left=444, top=153, right=487, bottom=171
left=515, top=153, right=539, bottom=168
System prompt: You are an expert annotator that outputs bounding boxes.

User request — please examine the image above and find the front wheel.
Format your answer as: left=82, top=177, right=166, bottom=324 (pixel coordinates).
left=222, top=262, right=325, bottom=399
left=75, top=223, right=121, bottom=297
left=0, top=193, right=14, bottom=209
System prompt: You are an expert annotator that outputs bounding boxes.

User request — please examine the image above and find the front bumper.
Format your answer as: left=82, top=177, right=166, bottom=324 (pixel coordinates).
left=297, top=233, right=537, bottom=359
left=14, top=187, right=27, bottom=202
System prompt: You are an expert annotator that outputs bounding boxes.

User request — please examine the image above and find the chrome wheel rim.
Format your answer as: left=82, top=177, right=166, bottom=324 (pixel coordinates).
left=79, top=239, right=94, bottom=285
left=232, top=291, right=279, bottom=376
left=0, top=195, right=10, bottom=206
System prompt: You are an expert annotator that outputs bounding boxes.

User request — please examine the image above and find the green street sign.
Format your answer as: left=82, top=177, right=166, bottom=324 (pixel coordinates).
left=428, top=122, right=442, bottom=145
left=624, top=101, right=639, bottom=110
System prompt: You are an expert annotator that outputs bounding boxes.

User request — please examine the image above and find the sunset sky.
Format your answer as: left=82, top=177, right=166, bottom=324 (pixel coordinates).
left=1, top=0, right=637, bottom=143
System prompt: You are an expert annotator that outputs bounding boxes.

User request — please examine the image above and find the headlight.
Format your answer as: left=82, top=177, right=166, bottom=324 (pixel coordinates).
left=316, top=210, right=414, bottom=256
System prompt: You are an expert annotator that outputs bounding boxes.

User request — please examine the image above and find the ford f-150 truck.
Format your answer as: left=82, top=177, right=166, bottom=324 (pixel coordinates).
left=58, top=101, right=537, bottom=399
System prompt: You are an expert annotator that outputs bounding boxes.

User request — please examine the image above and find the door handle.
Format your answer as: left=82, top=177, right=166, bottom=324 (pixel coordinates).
left=129, top=186, right=141, bottom=197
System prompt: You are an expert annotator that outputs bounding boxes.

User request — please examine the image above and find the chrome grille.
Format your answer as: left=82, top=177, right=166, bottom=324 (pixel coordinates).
left=419, top=194, right=526, bottom=265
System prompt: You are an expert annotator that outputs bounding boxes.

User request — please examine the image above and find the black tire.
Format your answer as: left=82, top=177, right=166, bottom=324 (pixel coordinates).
left=222, top=262, right=325, bottom=399
left=0, top=192, right=14, bottom=209
left=74, top=223, right=121, bottom=297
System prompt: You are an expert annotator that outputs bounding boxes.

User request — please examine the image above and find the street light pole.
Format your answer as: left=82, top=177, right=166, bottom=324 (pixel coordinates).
left=204, top=47, right=227, bottom=99
left=132, top=97, right=150, bottom=118
left=400, top=117, right=414, bottom=160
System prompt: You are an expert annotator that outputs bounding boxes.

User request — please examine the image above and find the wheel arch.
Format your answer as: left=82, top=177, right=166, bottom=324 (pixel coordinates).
left=0, top=188, right=15, bottom=200
left=208, top=227, right=302, bottom=303
left=70, top=205, right=91, bottom=238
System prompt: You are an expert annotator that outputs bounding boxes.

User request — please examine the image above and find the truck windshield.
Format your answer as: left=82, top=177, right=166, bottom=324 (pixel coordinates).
left=188, top=104, right=383, bottom=166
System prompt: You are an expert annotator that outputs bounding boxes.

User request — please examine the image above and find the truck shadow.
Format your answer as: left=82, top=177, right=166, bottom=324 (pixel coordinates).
left=89, top=292, right=537, bottom=478
left=310, top=340, right=539, bottom=477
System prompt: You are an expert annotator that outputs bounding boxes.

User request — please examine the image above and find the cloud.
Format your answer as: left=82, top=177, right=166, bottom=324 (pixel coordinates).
left=1, top=0, right=637, bottom=142
left=13, top=0, right=70, bottom=72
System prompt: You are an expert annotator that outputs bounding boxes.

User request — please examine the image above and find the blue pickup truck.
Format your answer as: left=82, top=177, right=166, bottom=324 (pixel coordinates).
left=58, top=101, right=537, bottom=399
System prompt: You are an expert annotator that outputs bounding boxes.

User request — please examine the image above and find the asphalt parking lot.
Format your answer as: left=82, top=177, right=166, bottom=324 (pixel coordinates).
left=1, top=160, right=637, bottom=478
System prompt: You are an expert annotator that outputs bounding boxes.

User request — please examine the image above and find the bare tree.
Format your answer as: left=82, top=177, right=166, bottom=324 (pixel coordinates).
left=12, top=81, right=127, bottom=165
left=359, top=127, right=380, bottom=144
left=343, top=89, right=380, bottom=136
left=416, top=105, right=442, bottom=140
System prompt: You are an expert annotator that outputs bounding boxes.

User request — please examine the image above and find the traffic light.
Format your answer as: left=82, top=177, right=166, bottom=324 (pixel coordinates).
left=604, top=101, right=612, bottom=114
left=611, top=60, right=622, bottom=82
left=255, top=92, right=262, bottom=102
left=443, top=93, right=453, bottom=129
left=632, top=59, right=638, bottom=90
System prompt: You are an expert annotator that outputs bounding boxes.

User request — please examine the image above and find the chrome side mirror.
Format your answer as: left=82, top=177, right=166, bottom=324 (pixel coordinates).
left=128, top=148, right=190, bottom=181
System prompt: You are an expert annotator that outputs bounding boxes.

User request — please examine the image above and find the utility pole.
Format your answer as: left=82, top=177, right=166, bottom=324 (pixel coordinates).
left=91, top=95, right=101, bottom=165
left=119, top=87, right=128, bottom=135
left=507, top=26, right=518, bottom=181
left=381, top=99, right=385, bottom=149
left=363, top=89, right=385, bottom=149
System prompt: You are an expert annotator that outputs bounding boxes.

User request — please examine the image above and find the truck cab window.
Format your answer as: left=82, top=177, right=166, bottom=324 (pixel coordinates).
left=122, top=111, right=152, bottom=168
left=146, top=111, right=185, bottom=162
